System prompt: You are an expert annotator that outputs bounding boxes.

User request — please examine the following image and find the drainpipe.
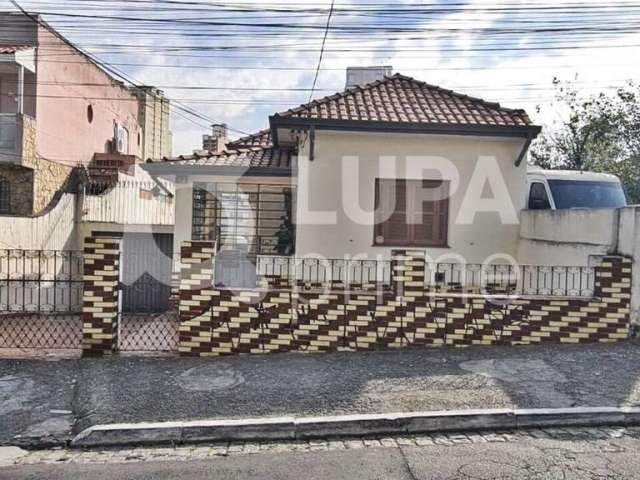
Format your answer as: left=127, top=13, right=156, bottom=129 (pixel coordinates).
left=17, top=65, right=24, bottom=114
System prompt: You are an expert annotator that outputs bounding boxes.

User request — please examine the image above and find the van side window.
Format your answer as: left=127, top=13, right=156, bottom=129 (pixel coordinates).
left=529, top=182, right=551, bottom=210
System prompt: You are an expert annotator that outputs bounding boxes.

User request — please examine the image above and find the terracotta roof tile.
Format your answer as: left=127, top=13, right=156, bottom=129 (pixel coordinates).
left=277, top=73, right=533, bottom=128
left=227, top=129, right=272, bottom=148
left=0, top=45, right=31, bottom=54
left=157, top=146, right=292, bottom=169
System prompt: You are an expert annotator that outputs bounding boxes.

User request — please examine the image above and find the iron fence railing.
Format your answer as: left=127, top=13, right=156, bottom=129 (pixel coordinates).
left=0, top=249, right=84, bottom=313
left=215, top=254, right=596, bottom=297
left=255, top=256, right=392, bottom=289
left=425, top=263, right=595, bottom=297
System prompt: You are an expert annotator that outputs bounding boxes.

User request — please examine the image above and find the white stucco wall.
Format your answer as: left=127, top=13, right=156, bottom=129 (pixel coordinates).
left=617, top=206, right=640, bottom=325
left=0, top=192, right=79, bottom=250
left=294, top=130, right=527, bottom=264
left=517, top=209, right=619, bottom=266
left=517, top=205, right=640, bottom=325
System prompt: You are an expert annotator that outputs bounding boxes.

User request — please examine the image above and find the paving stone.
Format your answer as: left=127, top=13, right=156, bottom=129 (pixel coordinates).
left=362, top=439, right=382, bottom=447
left=12, top=427, right=640, bottom=466
left=344, top=440, right=365, bottom=449
left=379, top=438, right=398, bottom=447
left=432, top=435, right=455, bottom=446
left=396, top=437, right=416, bottom=446
left=414, top=436, right=435, bottom=446
left=327, top=441, right=347, bottom=450
left=480, top=433, right=507, bottom=442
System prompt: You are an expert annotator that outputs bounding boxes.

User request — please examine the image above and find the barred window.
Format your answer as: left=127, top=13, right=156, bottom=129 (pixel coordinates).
left=192, top=183, right=295, bottom=256
left=0, top=176, right=9, bottom=214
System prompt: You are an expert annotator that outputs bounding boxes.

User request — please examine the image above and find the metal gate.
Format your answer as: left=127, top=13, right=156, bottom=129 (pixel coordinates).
left=120, top=233, right=173, bottom=313
left=117, top=233, right=178, bottom=353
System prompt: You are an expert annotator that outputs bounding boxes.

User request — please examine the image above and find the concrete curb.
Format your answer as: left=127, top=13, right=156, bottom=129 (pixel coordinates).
left=71, top=407, right=640, bottom=448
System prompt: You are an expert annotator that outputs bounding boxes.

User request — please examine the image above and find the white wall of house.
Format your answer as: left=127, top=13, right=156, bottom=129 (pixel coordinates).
left=294, top=130, right=527, bottom=264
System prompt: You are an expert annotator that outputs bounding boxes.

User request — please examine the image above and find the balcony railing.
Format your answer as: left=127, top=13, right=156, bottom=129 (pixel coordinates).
left=81, top=181, right=175, bottom=226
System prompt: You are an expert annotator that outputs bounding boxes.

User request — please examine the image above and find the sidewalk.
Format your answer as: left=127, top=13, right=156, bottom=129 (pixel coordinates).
left=1, top=341, right=639, bottom=448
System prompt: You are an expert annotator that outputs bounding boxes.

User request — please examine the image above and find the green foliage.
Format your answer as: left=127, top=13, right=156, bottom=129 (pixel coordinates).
left=530, top=79, right=640, bottom=204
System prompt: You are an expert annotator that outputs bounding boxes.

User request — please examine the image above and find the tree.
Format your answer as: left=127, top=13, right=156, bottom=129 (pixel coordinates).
left=530, top=79, right=640, bottom=204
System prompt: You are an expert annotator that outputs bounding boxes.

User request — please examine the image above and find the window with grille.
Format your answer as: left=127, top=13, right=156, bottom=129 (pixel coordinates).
left=192, top=183, right=295, bottom=255
left=0, top=176, right=9, bottom=214
left=373, top=179, right=449, bottom=247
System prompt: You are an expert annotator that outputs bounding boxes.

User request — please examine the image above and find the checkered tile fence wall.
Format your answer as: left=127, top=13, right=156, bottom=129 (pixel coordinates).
left=177, top=244, right=632, bottom=357
left=81, top=237, right=121, bottom=356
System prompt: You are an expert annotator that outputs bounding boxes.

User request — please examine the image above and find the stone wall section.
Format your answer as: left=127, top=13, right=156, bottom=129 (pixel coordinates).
left=81, top=237, right=121, bottom=356
left=177, top=247, right=632, bottom=357
left=0, top=115, right=72, bottom=215
left=29, top=155, right=73, bottom=214
left=0, top=164, right=34, bottom=216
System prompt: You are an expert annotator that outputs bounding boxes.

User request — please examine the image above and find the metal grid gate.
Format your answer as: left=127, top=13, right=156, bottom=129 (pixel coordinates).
left=0, top=249, right=83, bottom=350
left=116, top=233, right=178, bottom=353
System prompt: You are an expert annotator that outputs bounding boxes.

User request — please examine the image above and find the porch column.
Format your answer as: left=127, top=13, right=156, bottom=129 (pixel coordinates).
left=178, top=241, right=217, bottom=356
left=81, top=236, right=121, bottom=356
left=391, top=249, right=426, bottom=298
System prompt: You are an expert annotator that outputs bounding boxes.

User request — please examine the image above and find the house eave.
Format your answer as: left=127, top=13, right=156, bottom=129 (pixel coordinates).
left=269, top=115, right=542, bottom=145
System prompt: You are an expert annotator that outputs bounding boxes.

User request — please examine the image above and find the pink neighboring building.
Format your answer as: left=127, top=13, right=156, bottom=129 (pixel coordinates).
left=0, top=12, right=170, bottom=215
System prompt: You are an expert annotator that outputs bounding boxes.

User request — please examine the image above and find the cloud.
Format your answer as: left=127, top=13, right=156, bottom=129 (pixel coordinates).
left=11, top=0, right=640, bottom=153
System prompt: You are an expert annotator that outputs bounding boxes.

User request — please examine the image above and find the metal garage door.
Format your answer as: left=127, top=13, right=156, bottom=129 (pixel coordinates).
left=120, top=233, right=173, bottom=313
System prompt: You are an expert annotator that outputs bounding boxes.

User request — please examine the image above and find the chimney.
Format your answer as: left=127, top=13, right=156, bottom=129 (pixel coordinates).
left=202, top=123, right=228, bottom=152
left=346, top=66, right=393, bottom=88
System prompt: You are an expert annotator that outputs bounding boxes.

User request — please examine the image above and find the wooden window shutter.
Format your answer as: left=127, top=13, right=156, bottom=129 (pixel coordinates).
left=374, top=179, right=449, bottom=247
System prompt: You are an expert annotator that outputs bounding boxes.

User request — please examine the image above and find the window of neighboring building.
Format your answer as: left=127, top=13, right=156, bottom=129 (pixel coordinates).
left=0, top=176, right=10, bottom=214
left=528, top=182, right=551, bottom=210
left=87, top=104, right=94, bottom=124
left=373, top=179, right=449, bottom=247
left=114, top=123, right=130, bottom=154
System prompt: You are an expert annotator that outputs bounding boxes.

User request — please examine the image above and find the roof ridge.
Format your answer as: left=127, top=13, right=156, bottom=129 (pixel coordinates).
left=276, top=72, right=530, bottom=119
left=278, top=74, right=409, bottom=117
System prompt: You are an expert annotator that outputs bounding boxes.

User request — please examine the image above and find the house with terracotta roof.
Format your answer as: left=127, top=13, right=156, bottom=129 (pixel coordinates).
left=144, top=70, right=541, bottom=266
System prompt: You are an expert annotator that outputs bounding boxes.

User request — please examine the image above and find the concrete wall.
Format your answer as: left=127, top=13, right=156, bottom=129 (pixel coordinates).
left=517, top=209, right=620, bottom=266
left=617, top=207, right=640, bottom=326
left=294, top=130, right=527, bottom=263
left=518, top=205, right=640, bottom=325
left=0, top=192, right=79, bottom=250
left=34, top=25, right=142, bottom=165
left=80, top=181, right=174, bottom=226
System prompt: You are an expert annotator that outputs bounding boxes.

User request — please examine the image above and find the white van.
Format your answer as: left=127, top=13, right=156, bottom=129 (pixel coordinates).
left=526, top=169, right=627, bottom=210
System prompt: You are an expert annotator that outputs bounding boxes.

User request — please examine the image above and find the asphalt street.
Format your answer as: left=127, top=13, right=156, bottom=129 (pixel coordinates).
left=1, top=341, right=640, bottom=447
left=3, top=428, right=640, bottom=479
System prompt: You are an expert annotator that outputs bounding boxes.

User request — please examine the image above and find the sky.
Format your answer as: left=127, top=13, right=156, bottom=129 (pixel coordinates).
left=5, top=0, right=640, bottom=155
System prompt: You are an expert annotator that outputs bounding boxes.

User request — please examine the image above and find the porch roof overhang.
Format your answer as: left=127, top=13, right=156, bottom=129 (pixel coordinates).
left=142, top=144, right=296, bottom=180
left=141, top=162, right=295, bottom=179
left=0, top=47, right=36, bottom=73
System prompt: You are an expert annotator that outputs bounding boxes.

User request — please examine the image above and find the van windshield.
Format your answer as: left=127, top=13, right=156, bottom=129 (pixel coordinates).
left=547, top=180, right=627, bottom=209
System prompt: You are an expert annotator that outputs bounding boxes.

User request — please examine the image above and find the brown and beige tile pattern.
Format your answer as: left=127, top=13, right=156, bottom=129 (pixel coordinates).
left=178, top=247, right=632, bottom=357
left=81, top=237, right=121, bottom=356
